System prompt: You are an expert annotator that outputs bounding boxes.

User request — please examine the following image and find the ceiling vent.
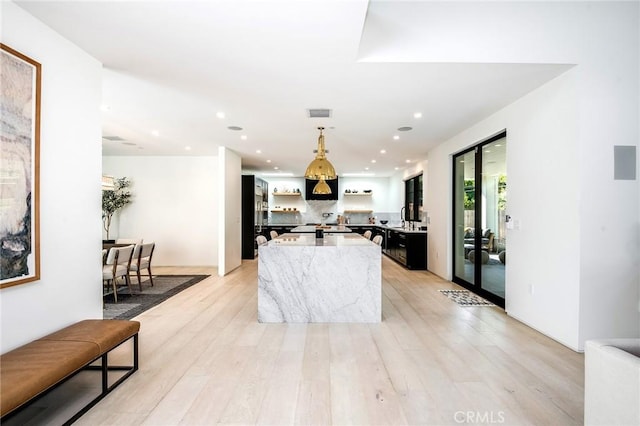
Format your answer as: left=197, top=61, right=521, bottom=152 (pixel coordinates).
left=307, top=109, right=331, bottom=118
left=102, top=135, right=125, bottom=141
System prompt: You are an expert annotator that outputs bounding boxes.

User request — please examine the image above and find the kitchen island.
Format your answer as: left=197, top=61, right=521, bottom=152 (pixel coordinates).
left=258, top=233, right=381, bottom=323
left=289, top=225, right=352, bottom=233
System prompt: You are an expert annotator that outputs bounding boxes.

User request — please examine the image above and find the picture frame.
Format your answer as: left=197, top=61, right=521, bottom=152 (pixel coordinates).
left=1, top=44, right=41, bottom=289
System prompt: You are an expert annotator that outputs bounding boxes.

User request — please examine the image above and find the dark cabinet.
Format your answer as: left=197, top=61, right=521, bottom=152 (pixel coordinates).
left=349, top=225, right=377, bottom=238
left=242, top=175, right=268, bottom=259
left=404, top=174, right=423, bottom=222
left=265, top=225, right=296, bottom=240
left=383, top=228, right=427, bottom=270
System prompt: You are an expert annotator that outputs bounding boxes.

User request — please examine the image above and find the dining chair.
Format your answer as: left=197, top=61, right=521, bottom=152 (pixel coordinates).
left=270, top=230, right=278, bottom=240
left=363, top=230, right=372, bottom=240
left=256, top=235, right=268, bottom=245
left=103, top=245, right=135, bottom=302
left=129, top=242, right=155, bottom=290
left=372, top=235, right=383, bottom=246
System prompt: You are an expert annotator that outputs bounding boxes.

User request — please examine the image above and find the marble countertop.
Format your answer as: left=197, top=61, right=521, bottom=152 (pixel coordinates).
left=378, top=225, right=427, bottom=234
left=266, top=223, right=427, bottom=234
left=268, top=233, right=374, bottom=247
left=289, top=225, right=352, bottom=233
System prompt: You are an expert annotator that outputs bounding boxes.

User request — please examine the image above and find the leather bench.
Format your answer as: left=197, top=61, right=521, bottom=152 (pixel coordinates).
left=0, top=319, right=140, bottom=424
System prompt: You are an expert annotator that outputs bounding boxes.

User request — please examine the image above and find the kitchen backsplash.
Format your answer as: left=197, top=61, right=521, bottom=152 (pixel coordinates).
left=264, top=176, right=414, bottom=226
left=269, top=200, right=402, bottom=225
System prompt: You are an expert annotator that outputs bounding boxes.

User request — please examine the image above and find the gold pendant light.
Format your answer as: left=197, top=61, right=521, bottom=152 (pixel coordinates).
left=304, top=127, right=337, bottom=194
left=312, top=177, right=332, bottom=194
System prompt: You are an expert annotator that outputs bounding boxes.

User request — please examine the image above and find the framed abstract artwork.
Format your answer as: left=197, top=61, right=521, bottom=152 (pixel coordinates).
left=1, top=44, right=41, bottom=289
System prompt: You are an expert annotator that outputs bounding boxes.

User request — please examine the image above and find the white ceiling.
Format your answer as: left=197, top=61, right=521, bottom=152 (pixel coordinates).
left=16, top=0, right=571, bottom=177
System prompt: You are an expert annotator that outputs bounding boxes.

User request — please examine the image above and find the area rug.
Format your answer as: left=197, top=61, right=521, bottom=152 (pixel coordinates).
left=439, top=289, right=495, bottom=307
left=103, top=275, right=209, bottom=320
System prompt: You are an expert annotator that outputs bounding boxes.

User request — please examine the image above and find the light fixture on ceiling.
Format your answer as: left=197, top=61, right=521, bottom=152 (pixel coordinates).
left=304, top=127, right=337, bottom=194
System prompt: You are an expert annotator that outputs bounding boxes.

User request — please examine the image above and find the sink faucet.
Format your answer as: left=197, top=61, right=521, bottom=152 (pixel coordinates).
left=400, top=206, right=406, bottom=228
left=321, top=212, right=332, bottom=225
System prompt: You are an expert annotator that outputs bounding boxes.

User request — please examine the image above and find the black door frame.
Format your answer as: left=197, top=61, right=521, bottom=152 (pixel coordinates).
left=452, top=130, right=506, bottom=308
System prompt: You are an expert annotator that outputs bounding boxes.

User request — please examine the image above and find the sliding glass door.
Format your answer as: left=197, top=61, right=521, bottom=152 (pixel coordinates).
left=453, top=132, right=506, bottom=306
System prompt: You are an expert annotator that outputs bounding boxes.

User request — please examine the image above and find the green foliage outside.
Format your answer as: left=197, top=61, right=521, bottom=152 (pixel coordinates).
left=464, top=179, right=475, bottom=210
left=463, top=175, right=506, bottom=211
left=102, top=177, right=132, bottom=240
left=498, top=174, right=507, bottom=211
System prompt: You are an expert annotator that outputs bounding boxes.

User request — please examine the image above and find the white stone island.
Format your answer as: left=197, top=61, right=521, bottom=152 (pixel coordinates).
left=289, top=225, right=352, bottom=233
left=258, top=233, right=381, bottom=323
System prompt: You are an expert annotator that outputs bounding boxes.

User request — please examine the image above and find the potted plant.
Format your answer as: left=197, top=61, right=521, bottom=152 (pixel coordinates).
left=102, top=177, right=132, bottom=242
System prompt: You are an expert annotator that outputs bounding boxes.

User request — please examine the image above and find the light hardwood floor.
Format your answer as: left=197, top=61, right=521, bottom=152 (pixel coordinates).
left=78, top=258, right=584, bottom=425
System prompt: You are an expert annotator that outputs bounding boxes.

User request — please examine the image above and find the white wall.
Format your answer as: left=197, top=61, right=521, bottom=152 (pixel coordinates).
left=421, top=2, right=639, bottom=351
left=428, top=70, right=583, bottom=348
left=339, top=177, right=395, bottom=215
left=218, top=147, right=242, bottom=276
left=102, top=156, right=218, bottom=266
left=1, top=2, right=103, bottom=352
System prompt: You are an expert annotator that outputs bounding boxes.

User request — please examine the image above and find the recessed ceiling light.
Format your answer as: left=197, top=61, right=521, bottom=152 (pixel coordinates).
left=371, top=159, right=376, bottom=163
left=398, top=126, right=412, bottom=131
left=274, top=166, right=279, bottom=170
left=495, top=144, right=502, bottom=147
left=393, top=135, right=400, bottom=140
left=394, top=167, right=399, bottom=170
left=227, top=126, right=243, bottom=131
left=413, top=112, right=422, bottom=119
left=151, top=130, right=159, bottom=137
left=364, top=167, right=369, bottom=171
left=266, top=159, right=272, bottom=163
left=485, top=150, right=491, bottom=153
left=216, top=112, right=225, bottom=119
left=256, top=149, right=262, bottom=154
left=405, top=159, right=411, bottom=163
left=380, top=149, right=386, bottom=154
left=185, top=146, right=191, bottom=151
left=241, top=135, right=248, bottom=140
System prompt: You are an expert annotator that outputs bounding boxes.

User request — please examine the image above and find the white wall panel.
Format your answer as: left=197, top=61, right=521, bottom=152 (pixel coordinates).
left=102, top=156, right=218, bottom=267
left=1, top=2, right=103, bottom=352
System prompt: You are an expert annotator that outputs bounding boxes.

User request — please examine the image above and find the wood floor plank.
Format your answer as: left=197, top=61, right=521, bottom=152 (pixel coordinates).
left=295, top=324, right=332, bottom=425
left=73, top=259, right=585, bottom=425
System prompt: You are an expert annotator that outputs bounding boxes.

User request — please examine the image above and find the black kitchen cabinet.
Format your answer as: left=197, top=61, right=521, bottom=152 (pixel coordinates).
left=349, top=225, right=377, bottom=239
left=242, top=175, right=268, bottom=259
left=383, top=228, right=427, bottom=270
left=404, top=174, right=423, bottom=222
left=265, top=225, right=296, bottom=239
